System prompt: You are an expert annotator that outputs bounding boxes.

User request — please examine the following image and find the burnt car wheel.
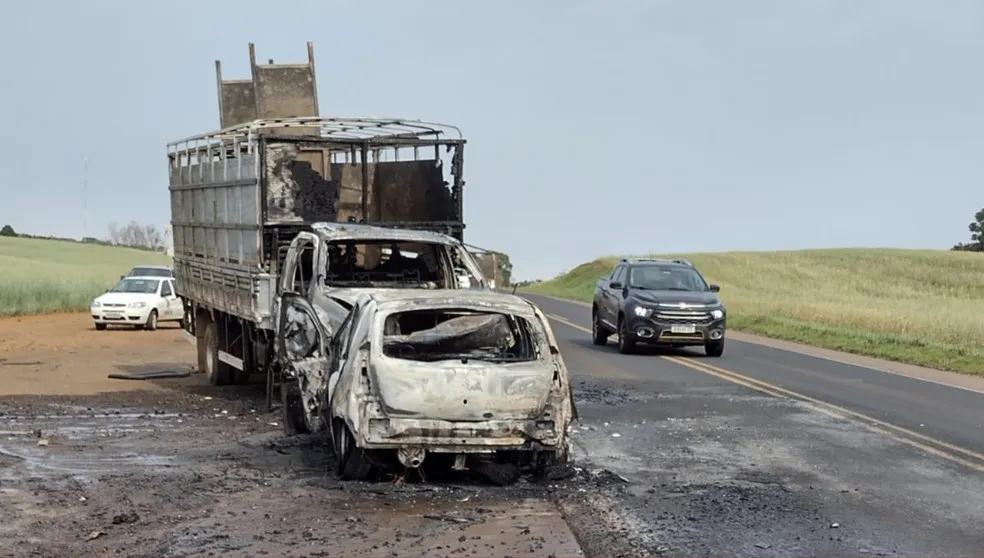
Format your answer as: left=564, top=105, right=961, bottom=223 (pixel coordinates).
left=704, top=338, right=725, bottom=357
left=281, top=379, right=310, bottom=436
left=334, top=419, right=373, bottom=481
left=591, top=310, right=610, bottom=346
left=617, top=317, right=636, bottom=354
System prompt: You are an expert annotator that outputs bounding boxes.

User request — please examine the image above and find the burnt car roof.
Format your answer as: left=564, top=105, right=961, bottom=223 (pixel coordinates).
left=310, top=223, right=460, bottom=245
left=362, top=289, right=537, bottom=316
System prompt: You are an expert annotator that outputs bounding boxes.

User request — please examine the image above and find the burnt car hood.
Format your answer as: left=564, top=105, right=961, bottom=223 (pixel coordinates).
left=627, top=289, right=721, bottom=306
left=370, top=360, right=555, bottom=422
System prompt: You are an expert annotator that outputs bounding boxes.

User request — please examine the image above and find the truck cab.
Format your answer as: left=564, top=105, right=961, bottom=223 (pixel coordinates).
left=276, top=223, right=488, bottom=334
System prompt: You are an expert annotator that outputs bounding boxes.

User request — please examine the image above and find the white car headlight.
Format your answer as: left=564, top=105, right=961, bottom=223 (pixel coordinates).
left=128, top=301, right=147, bottom=309
left=633, top=306, right=653, bottom=318
left=710, top=309, right=725, bottom=319
left=91, top=301, right=101, bottom=307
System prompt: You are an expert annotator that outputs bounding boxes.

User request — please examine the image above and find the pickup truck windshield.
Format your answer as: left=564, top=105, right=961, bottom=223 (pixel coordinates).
left=325, top=240, right=449, bottom=288
left=629, top=266, right=709, bottom=292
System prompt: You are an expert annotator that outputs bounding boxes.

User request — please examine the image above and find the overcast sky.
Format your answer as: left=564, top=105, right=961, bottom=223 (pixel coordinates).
left=1, top=0, right=981, bottom=280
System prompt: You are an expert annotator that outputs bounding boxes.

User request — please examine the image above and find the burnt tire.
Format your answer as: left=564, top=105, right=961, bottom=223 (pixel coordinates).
left=617, top=316, right=636, bottom=355
left=591, top=309, right=610, bottom=346
left=144, top=310, right=158, bottom=331
left=203, top=322, right=232, bottom=386
left=704, top=338, right=725, bottom=357
left=281, top=379, right=310, bottom=436
left=334, top=420, right=373, bottom=481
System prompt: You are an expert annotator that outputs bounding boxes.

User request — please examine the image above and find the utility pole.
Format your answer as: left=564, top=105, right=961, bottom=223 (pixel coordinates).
left=82, top=156, right=89, bottom=241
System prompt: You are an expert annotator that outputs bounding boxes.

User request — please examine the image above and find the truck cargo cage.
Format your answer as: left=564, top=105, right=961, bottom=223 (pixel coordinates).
left=167, top=116, right=467, bottom=276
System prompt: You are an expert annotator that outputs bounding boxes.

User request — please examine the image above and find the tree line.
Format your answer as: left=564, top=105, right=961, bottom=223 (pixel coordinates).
left=0, top=221, right=169, bottom=253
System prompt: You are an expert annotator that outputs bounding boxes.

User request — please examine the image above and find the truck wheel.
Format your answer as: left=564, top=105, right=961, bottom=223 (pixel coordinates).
left=281, top=379, right=310, bottom=436
left=203, top=322, right=231, bottom=385
left=617, top=316, right=636, bottom=354
left=704, top=339, right=725, bottom=357
left=591, top=309, right=610, bottom=346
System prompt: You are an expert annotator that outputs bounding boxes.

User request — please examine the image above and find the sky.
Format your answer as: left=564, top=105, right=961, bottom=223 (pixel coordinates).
left=1, top=0, right=981, bottom=280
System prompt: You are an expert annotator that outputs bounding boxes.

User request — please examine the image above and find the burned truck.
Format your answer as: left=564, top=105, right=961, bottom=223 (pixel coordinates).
left=277, top=288, right=577, bottom=482
left=168, top=44, right=488, bottom=412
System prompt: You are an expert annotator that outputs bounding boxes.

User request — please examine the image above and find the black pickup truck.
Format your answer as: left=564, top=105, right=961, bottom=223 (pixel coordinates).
left=591, top=258, right=727, bottom=356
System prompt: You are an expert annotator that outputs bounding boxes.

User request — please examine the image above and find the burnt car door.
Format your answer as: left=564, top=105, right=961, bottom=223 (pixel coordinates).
left=277, top=292, right=332, bottom=436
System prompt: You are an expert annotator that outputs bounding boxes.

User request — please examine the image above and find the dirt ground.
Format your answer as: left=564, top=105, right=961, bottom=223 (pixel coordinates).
left=0, top=313, right=587, bottom=558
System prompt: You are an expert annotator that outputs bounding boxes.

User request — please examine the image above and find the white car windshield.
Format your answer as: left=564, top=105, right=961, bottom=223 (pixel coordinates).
left=111, top=278, right=160, bottom=294
left=128, top=267, right=171, bottom=277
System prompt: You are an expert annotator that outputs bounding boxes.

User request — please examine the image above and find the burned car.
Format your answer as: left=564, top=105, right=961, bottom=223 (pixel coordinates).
left=276, top=289, right=577, bottom=483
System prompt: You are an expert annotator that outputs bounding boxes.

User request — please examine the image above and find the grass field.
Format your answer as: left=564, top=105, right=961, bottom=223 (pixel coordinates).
left=0, top=237, right=171, bottom=317
left=525, top=248, right=984, bottom=376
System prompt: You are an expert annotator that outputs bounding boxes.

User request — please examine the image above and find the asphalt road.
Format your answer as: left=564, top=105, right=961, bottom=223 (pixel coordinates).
left=523, top=292, right=984, bottom=557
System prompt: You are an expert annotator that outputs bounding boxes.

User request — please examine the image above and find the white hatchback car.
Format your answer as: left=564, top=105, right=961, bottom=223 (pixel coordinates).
left=90, top=276, right=184, bottom=331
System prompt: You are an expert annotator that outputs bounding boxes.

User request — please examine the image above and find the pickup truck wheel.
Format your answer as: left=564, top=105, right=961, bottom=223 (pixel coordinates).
left=704, top=338, right=725, bottom=357
left=334, top=419, right=373, bottom=481
left=281, top=379, right=310, bottom=436
left=617, top=317, right=636, bottom=354
left=591, top=311, right=609, bottom=345
left=203, top=322, right=232, bottom=386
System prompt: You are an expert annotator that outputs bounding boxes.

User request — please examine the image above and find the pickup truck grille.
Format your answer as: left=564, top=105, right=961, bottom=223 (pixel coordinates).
left=655, top=309, right=712, bottom=323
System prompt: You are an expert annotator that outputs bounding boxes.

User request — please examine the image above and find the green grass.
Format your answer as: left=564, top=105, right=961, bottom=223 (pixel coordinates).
left=0, top=237, right=171, bottom=317
left=525, top=248, right=984, bottom=376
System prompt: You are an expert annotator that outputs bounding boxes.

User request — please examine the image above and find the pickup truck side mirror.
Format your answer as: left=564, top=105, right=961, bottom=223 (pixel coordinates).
left=709, top=284, right=721, bottom=292
left=609, top=281, right=622, bottom=289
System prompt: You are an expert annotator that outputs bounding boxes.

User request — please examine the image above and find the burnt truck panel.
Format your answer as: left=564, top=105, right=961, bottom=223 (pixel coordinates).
left=263, top=140, right=460, bottom=231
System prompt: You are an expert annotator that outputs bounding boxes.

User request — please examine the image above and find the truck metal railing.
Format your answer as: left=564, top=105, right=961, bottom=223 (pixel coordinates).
left=167, top=116, right=464, bottom=157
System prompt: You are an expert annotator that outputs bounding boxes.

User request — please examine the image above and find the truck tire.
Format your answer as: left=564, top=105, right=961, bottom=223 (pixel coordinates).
left=617, top=315, right=636, bottom=354
left=591, top=308, right=610, bottom=345
left=281, top=379, right=310, bottom=436
left=704, top=338, right=725, bottom=357
left=203, top=322, right=232, bottom=386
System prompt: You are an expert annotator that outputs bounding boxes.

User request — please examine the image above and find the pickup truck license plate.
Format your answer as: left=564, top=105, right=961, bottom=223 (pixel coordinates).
left=670, top=325, right=696, bottom=334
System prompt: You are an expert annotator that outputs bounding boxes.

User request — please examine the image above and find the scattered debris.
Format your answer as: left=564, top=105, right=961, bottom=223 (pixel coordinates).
left=86, top=531, right=105, bottom=541
left=0, top=359, right=43, bottom=366
left=755, top=542, right=772, bottom=549
left=112, top=512, right=140, bottom=525
left=830, top=522, right=840, bottom=529
left=423, top=514, right=473, bottom=524
left=37, top=439, right=49, bottom=447
left=107, top=370, right=191, bottom=381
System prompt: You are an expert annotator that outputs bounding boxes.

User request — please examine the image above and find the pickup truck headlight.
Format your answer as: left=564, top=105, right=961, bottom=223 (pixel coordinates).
left=128, top=301, right=147, bottom=309
left=710, top=308, right=725, bottom=319
left=633, top=306, right=653, bottom=318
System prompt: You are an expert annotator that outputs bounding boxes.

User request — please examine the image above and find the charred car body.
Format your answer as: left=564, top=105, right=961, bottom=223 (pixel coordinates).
left=277, top=289, right=577, bottom=482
